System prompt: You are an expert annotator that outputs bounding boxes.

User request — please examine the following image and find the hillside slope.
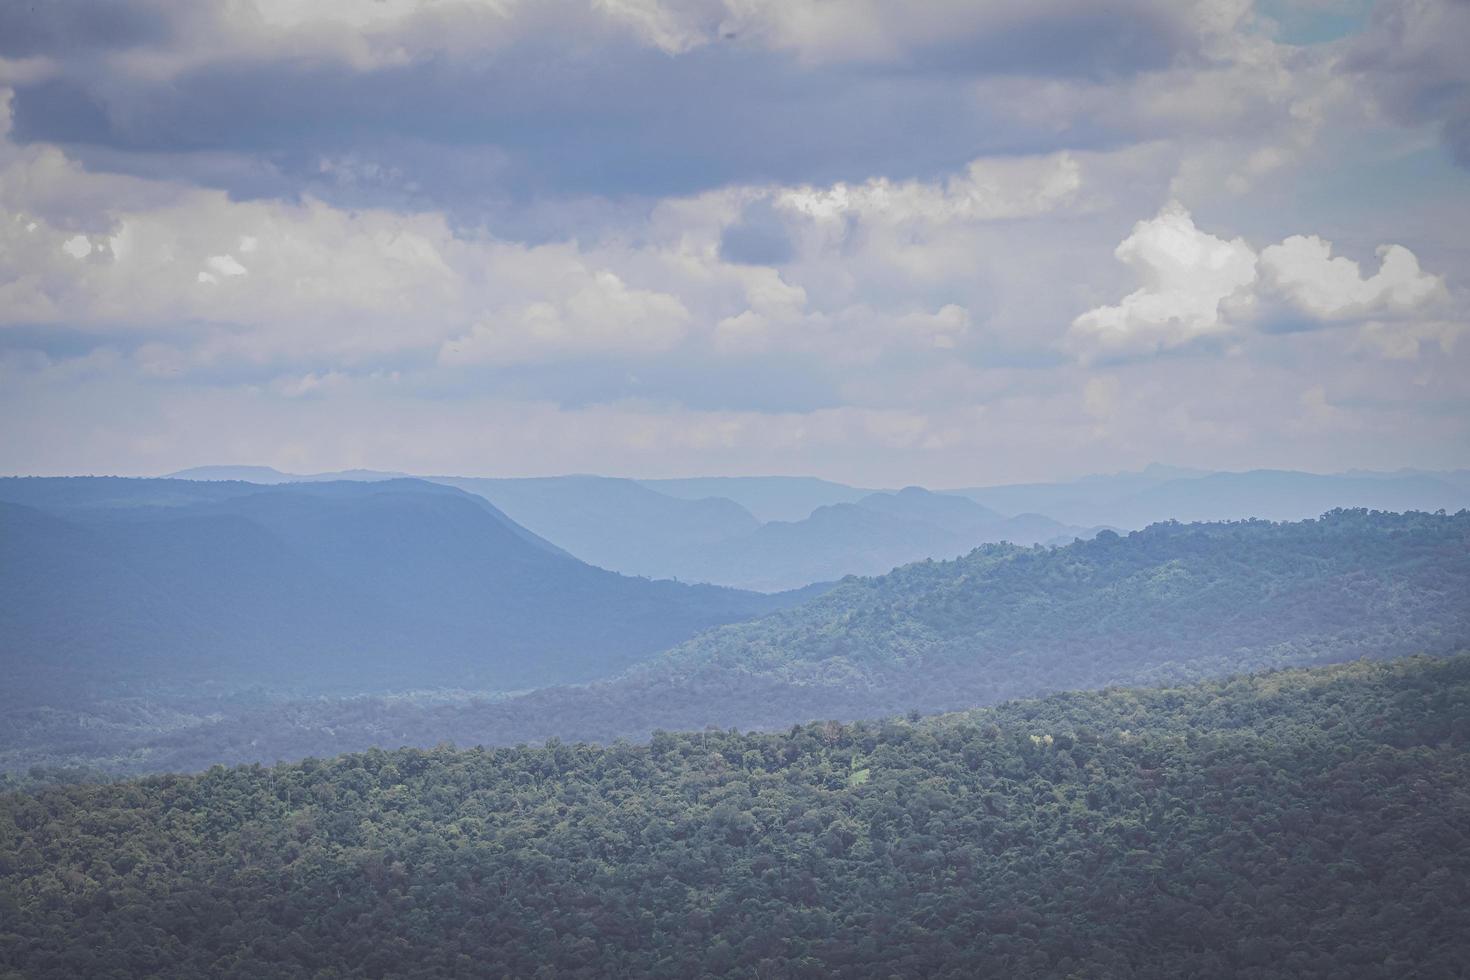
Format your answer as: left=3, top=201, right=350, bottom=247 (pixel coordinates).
left=630, top=509, right=1470, bottom=726
left=4, top=655, right=1468, bottom=978
left=9, top=508, right=1466, bottom=776
left=0, top=478, right=802, bottom=704
left=432, top=475, right=761, bottom=579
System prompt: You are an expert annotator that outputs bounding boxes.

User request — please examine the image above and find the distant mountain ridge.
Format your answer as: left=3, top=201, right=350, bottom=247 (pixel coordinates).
left=161, top=464, right=1470, bottom=591
left=166, top=465, right=406, bottom=484
left=945, top=466, right=1470, bottom=528
left=648, top=489, right=1106, bottom=591
left=636, top=475, right=882, bottom=523
left=160, top=467, right=1111, bottom=590
left=0, top=477, right=807, bottom=707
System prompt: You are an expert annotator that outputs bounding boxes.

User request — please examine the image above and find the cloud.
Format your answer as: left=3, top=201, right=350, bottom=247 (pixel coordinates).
left=776, top=153, right=1082, bottom=226
left=0, top=0, right=1256, bottom=212
left=5, top=101, right=1020, bottom=382
left=0, top=0, right=173, bottom=58
left=439, top=267, right=691, bottom=366
left=1353, top=318, right=1465, bottom=360
left=0, top=4, right=1467, bottom=481
left=1256, top=234, right=1445, bottom=322
left=713, top=303, right=972, bottom=364
left=1345, top=0, right=1470, bottom=167
left=202, top=253, right=249, bottom=279
left=61, top=235, right=93, bottom=260
left=714, top=0, right=1199, bottom=74
left=1066, top=203, right=1453, bottom=359
left=1064, top=203, right=1257, bottom=357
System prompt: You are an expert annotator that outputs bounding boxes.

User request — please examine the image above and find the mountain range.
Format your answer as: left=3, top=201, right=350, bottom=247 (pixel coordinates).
left=9, top=507, right=1467, bottom=776
left=0, top=477, right=807, bottom=706
left=164, top=464, right=1470, bottom=591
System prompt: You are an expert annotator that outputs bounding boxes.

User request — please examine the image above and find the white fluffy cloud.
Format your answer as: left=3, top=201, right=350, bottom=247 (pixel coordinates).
left=1065, top=203, right=1257, bottom=357
left=1256, top=235, right=1446, bottom=321
left=1066, top=203, right=1451, bottom=360
left=777, top=153, right=1082, bottom=227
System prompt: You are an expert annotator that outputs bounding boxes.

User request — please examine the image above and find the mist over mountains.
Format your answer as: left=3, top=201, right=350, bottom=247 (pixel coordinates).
left=162, top=464, right=1470, bottom=591
left=6, top=503, right=1467, bottom=777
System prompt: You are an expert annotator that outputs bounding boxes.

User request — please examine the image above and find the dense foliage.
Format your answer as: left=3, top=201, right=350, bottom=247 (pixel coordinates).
left=3, top=655, right=1468, bottom=978
left=649, top=508, right=1470, bottom=710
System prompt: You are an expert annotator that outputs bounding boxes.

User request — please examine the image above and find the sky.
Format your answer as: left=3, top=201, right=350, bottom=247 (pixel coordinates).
left=1, top=0, right=1467, bottom=486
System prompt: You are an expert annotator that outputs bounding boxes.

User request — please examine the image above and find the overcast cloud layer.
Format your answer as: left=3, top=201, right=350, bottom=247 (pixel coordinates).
left=1, top=0, right=1467, bottom=484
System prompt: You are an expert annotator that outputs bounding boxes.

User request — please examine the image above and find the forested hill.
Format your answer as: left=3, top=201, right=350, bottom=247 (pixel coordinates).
left=11, top=508, right=1466, bottom=777
left=4, top=654, right=1468, bottom=978
left=627, top=508, right=1470, bottom=725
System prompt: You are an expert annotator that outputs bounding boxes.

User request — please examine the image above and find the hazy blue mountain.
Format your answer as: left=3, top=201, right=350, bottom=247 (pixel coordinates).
left=660, top=502, right=969, bottom=592
left=855, top=485, right=1005, bottom=533
left=637, top=476, right=880, bottom=522
left=152, top=464, right=1469, bottom=592
left=436, top=478, right=1098, bottom=590
left=653, top=488, right=1102, bottom=591
left=947, top=466, right=1470, bottom=528
left=0, top=478, right=806, bottom=707
left=432, top=475, right=759, bottom=578
left=856, top=487, right=1100, bottom=543
left=941, top=464, right=1211, bottom=522
left=166, top=465, right=405, bottom=483
left=442, top=481, right=1100, bottom=590
left=153, top=469, right=1086, bottom=589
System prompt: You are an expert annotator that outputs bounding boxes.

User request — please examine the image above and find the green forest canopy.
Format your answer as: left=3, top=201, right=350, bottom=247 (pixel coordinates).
left=3, top=653, right=1468, bottom=978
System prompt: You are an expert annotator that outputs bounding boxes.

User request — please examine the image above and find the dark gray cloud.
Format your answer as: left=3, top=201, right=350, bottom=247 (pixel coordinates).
left=1344, top=0, right=1470, bottom=168
left=10, top=43, right=1106, bottom=202
left=879, top=5, right=1188, bottom=80
left=0, top=0, right=172, bottom=57
left=5, top=1, right=1185, bottom=213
